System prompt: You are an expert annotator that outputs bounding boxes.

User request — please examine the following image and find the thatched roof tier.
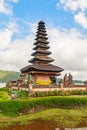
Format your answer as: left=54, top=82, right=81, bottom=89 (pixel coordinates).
left=29, top=57, right=54, bottom=63
left=34, top=41, right=49, bottom=45
left=33, top=45, right=50, bottom=50
left=37, top=25, right=45, bottom=29
left=36, top=34, right=47, bottom=38
left=37, top=28, right=46, bottom=32
left=35, top=36, right=48, bottom=40
left=21, top=64, right=64, bottom=74
left=36, top=31, right=47, bottom=36
left=31, top=50, right=52, bottom=56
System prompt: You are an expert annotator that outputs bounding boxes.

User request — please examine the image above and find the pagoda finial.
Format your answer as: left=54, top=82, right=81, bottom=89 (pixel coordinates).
left=38, top=20, right=45, bottom=24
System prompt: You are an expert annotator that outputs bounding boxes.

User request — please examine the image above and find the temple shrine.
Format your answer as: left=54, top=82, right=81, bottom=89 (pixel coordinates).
left=6, top=21, right=87, bottom=92
left=20, top=21, right=64, bottom=87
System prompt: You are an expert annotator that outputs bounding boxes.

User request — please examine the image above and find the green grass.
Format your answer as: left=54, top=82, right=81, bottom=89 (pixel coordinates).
left=0, top=108, right=87, bottom=128
left=0, top=88, right=10, bottom=101
left=0, top=88, right=87, bottom=128
left=0, top=94, right=87, bottom=128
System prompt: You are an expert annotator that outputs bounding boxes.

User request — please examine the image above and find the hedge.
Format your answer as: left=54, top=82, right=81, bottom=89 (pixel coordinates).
left=0, top=96, right=87, bottom=116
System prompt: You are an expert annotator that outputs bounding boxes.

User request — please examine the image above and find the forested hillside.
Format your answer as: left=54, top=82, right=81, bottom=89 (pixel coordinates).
left=0, top=70, right=20, bottom=83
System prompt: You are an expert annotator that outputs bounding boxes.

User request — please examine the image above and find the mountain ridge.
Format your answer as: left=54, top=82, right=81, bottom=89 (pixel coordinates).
left=0, top=70, right=20, bottom=83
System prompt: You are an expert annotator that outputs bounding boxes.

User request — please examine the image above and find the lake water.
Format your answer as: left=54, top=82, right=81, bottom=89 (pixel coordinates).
left=0, top=83, right=6, bottom=88
left=0, top=121, right=87, bottom=130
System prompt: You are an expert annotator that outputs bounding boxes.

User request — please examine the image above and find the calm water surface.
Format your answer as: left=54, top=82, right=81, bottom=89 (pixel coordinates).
left=0, top=121, right=87, bottom=130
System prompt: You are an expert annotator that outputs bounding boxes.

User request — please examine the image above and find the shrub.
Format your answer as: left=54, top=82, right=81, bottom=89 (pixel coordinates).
left=17, top=90, right=29, bottom=98
left=35, top=91, right=44, bottom=97
left=0, top=96, right=87, bottom=116
left=32, top=90, right=87, bottom=97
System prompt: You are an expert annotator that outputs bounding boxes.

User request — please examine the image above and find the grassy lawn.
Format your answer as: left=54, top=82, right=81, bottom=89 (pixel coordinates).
left=0, top=89, right=10, bottom=101
left=0, top=88, right=87, bottom=128
left=0, top=108, right=87, bottom=128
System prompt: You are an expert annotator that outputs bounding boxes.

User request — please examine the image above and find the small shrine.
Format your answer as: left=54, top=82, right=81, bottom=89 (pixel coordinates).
left=64, top=73, right=74, bottom=87
left=20, top=21, right=64, bottom=86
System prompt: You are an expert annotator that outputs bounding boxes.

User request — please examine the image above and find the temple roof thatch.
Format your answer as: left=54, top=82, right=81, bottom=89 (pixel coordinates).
left=33, top=45, right=50, bottom=50
left=37, top=28, right=46, bottom=32
left=29, top=57, right=54, bottom=63
left=35, top=36, right=48, bottom=40
left=34, top=41, right=49, bottom=45
left=37, top=25, right=45, bottom=29
left=36, top=34, right=47, bottom=37
left=20, top=64, right=64, bottom=73
left=36, top=31, right=47, bottom=36
left=31, top=50, right=52, bottom=56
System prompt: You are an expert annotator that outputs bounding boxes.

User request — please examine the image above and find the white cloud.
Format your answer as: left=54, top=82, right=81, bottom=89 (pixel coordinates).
left=57, top=0, right=87, bottom=29
left=0, top=35, right=34, bottom=71
left=47, top=25, right=87, bottom=80
left=0, top=20, right=17, bottom=50
left=0, top=0, right=12, bottom=15
left=0, top=0, right=19, bottom=15
left=57, top=0, right=87, bottom=12
left=74, top=12, right=87, bottom=29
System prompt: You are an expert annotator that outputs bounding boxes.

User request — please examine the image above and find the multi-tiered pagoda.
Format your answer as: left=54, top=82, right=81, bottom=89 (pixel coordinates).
left=20, top=21, right=64, bottom=86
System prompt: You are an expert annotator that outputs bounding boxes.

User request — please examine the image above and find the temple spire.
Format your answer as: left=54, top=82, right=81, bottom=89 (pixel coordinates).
left=29, top=21, right=54, bottom=64
left=21, top=21, right=64, bottom=76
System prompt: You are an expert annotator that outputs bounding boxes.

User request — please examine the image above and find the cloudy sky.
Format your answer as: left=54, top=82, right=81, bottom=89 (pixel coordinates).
left=0, top=0, right=87, bottom=80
